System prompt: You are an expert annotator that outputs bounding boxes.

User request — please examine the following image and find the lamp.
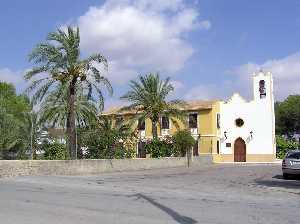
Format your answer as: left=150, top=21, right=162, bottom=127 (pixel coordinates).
left=250, top=131, right=253, bottom=139
left=224, top=131, right=227, bottom=140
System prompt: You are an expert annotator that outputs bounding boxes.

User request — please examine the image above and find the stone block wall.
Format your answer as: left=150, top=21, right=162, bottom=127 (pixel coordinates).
left=0, top=156, right=213, bottom=178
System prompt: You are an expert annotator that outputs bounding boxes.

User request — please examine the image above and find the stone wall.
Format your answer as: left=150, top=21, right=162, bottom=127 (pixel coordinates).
left=0, top=156, right=212, bottom=178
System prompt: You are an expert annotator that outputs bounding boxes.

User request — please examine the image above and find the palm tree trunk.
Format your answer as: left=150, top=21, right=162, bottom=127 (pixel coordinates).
left=66, top=77, right=77, bottom=160
left=152, top=121, right=158, bottom=139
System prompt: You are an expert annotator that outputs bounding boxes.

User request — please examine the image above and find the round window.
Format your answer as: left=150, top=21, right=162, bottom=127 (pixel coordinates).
left=235, top=118, right=244, bottom=127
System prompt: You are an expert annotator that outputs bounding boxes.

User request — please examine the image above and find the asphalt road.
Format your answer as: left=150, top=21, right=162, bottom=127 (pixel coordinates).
left=0, top=164, right=299, bottom=224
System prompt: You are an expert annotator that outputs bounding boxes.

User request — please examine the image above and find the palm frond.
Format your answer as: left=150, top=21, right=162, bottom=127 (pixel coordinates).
left=121, top=72, right=185, bottom=137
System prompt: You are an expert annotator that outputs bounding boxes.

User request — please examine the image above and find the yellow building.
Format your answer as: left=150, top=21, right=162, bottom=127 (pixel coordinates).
left=102, top=100, right=221, bottom=159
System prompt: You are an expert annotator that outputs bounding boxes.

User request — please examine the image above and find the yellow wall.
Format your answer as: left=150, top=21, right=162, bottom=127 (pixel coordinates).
left=145, top=118, right=152, bottom=138
left=213, top=154, right=276, bottom=163
left=198, top=109, right=213, bottom=134
left=106, top=101, right=221, bottom=156
left=170, top=117, right=186, bottom=134
left=198, top=102, right=221, bottom=154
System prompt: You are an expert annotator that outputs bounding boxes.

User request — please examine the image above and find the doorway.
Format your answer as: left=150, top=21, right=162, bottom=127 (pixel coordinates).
left=137, top=141, right=146, bottom=158
left=234, top=138, right=246, bottom=162
left=193, top=140, right=199, bottom=156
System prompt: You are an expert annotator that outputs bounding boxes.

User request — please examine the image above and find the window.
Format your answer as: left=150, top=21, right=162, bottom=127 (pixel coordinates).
left=189, top=113, right=198, bottom=128
left=115, top=116, right=124, bottom=127
left=235, top=118, right=244, bottom=127
left=259, top=80, right=266, bottom=99
left=138, top=118, right=145, bottom=130
left=287, top=152, right=300, bottom=159
left=217, top=140, right=220, bottom=154
left=217, top=113, right=220, bottom=129
left=161, top=116, right=169, bottom=129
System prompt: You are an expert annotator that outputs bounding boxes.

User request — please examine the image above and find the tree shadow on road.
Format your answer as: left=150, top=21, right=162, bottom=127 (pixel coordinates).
left=254, top=175, right=300, bottom=190
left=130, top=193, right=197, bottom=224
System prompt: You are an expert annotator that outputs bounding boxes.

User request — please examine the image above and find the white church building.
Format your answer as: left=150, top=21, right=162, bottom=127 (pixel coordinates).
left=215, top=71, right=276, bottom=162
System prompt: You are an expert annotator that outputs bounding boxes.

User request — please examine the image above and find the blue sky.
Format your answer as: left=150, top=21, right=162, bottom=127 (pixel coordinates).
left=0, top=0, right=300, bottom=109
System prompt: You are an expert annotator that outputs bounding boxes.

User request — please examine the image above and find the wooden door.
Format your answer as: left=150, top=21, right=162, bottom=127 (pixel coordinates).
left=234, top=138, right=246, bottom=162
left=138, top=141, right=146, bottom=158
left=193, top=140, right=199, bottom=156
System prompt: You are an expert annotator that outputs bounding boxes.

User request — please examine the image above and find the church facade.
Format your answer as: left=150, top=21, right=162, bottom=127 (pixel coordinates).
left=215, top=71, right=276, bottom=162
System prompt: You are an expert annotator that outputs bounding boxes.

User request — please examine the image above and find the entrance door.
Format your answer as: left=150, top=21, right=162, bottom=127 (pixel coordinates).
left=234, top=138, right=246, bottom=162
left=138, top=141, right=146, bottom=158
left=193, top=140, right=199, bottom=156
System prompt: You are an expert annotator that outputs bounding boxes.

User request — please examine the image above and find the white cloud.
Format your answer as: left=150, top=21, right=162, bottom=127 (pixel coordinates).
left=170, top=80, right=184, bottom=90
left=75, top=0, right=210, bottom=84
left=106, top=0, right=184, bottom=12
left=184, top=84, right=224, bottom=101
left=0, top=68, right=26, bottom=91
left=230, top=52, right=300, bottom=100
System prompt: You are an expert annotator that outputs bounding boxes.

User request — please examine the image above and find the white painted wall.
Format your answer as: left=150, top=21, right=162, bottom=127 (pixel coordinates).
left=219, top=71, right=276, bottom=156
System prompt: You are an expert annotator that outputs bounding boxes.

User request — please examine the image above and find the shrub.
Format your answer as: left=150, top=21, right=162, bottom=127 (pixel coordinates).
left=124, top=147, right=136, bottom=158
left=276, top=135, right=299, bottom=159
left=113, top=146, right=126, bottom=159
left=145, top=138, right=173, bottom=158
left=43, top=143, right=67, bottom=160
left=172, top=130, right=196, bottom=157
left=77, top=118, right=134, bottom=159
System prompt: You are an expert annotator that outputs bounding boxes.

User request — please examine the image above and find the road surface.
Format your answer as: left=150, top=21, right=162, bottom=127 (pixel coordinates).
left=0, top=164, right=299, bottom=224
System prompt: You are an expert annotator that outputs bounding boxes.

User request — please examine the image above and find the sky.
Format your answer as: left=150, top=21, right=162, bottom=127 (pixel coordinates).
left=0, top=0, right=300, bottom=110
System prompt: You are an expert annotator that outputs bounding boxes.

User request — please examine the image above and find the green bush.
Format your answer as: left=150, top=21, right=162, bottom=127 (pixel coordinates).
left=124, top=148, right=136, bottom=158
left=104, top=146, right=136, bottom=159
left=77, top=117, right=133, bottom=159
left=112, top=146, right=125, bottom=159
left=145, top=138, right=173, bottom=158
left=276, top=135, right=299, bottom=159
left=172, top=130, right=196, bottom=157
left=43, top=143, right=67, bottom=160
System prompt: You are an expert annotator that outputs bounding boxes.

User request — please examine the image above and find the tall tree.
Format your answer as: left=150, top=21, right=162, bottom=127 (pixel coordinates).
left=25, top=26, right=112, bottom=159
left=275, top=95, right=300, bottom=137
left=0, top=82, right=32, bottom=158
left=40, top=83, right=99, bottom=129
left=120, top=73, right=185, bottom=138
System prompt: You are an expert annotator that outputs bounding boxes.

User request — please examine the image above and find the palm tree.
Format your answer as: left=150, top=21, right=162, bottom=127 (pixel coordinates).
left=19, top=109, right=40, bottom=159
left=25, top=26, right=112, bottom=159
left=98, top=116, right=132, bottom=139
left=120, top=73, right=186, bottom=139
left=40, top=83, right=99, bottom=129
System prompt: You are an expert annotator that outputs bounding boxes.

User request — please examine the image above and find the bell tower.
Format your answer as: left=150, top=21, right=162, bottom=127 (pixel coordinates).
left=253, top=70, right=274, bottom=103
left=252, top=70, right=276, bottom=153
